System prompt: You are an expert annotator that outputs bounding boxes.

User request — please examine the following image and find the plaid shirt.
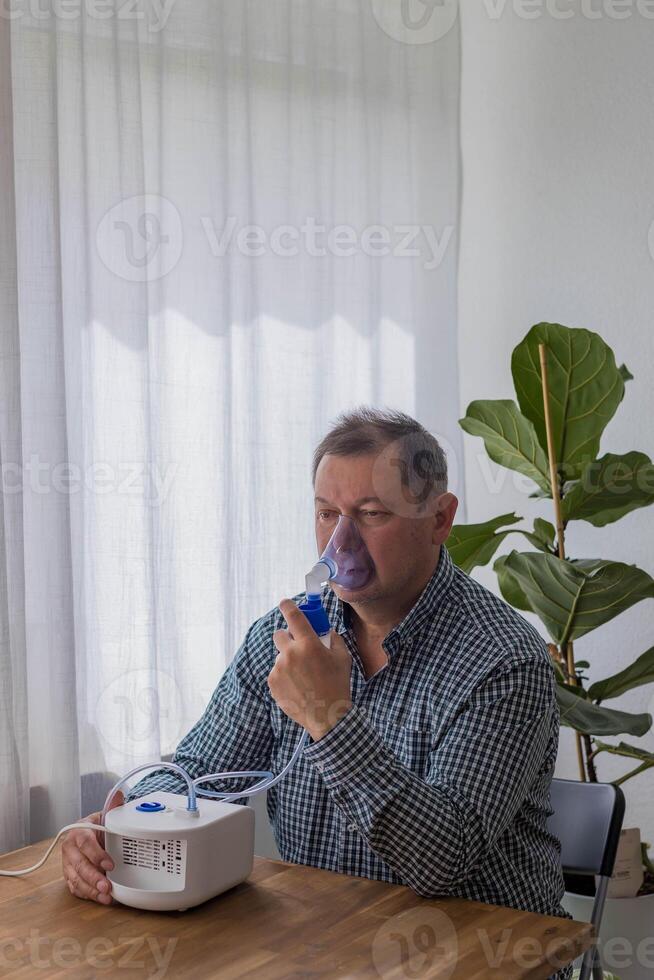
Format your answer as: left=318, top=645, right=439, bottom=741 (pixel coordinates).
left=126, top=545, right=570, bottom=978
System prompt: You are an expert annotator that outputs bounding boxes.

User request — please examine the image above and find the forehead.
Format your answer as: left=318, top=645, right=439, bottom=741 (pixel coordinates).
left=314, top=451, right=403, bottom=504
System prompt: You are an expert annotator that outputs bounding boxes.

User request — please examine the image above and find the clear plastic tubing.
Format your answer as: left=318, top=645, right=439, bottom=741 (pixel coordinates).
left=101, top=761, right=199, bottom=824
left=99, top=567, right=335, bottom=813
left=193, top=730, right=310, bottom=801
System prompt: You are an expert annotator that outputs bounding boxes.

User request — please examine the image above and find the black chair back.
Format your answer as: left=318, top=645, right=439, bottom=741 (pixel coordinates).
left=549, top=778, right=625, bottom=877
left=547, top=778, right=626, bottom=980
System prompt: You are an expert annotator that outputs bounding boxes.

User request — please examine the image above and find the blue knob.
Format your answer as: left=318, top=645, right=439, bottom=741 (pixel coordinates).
left=135, top=801, right=166, bottom=813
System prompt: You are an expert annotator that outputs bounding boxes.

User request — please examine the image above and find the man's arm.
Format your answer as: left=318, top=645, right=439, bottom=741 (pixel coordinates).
left=302, top=654, right=556, bottom=897
left=124, top=621, right=274, bottom=806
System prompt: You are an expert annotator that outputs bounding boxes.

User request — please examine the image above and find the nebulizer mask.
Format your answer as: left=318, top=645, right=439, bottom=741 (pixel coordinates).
left=297, top=514, right=376, bottom=643
left=308, top=513, right=377, bottom=594
left=0, top=514, right=375, bottom=911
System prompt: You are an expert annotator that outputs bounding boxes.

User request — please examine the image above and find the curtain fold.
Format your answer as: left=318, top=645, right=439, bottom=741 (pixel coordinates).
left=0, top=13, right=29, bottom=850
left=0, top=0, right=462, bottom=851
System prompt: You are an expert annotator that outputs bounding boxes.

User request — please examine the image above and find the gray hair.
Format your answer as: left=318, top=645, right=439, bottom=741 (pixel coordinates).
left=312, top=406, right=447, bottom=507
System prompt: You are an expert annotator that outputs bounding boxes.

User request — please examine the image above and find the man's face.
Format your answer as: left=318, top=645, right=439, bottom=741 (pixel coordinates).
left=313, top=449, right=458, bottom=605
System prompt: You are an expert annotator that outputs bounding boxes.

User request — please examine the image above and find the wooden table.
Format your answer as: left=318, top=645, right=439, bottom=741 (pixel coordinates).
left=0, top=839, right=593, bottom=978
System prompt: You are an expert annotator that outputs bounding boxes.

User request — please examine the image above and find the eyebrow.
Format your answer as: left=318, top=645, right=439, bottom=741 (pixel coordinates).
left=314, top=496, right=383, bottom=506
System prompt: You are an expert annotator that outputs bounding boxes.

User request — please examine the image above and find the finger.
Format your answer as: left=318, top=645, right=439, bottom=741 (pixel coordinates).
left=65, top=848, right=113, bottom=904
left=328, top=630, right=351, bottom=656
left=70, top=810, right=102, bottom=846
left=103, top=788, right=124, bottom=847
left=272, top=628, right=292, bottom=655
left=88, top=788, right=124, bottom=849
left=66, top=872, right=113, bottom=905
left=78, top=831, right=113, bottom=872
left=278, top=598, right=315, bottom=639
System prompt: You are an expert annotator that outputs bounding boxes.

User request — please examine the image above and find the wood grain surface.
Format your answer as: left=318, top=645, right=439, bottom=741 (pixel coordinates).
left=0, top=840, right=593, bottom=978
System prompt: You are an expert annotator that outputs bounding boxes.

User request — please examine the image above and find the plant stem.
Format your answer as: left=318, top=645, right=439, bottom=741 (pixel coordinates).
left=539, top=343, right=586, bottom=782
left=539, top=344, right=566, bottom=560
left=582, top=734, right=597, bottom=782
left=564, top=641, right=575, bottom=682
left=575, top=727, right=587, bottom=781
left=614, top=761, right=654, bottom=786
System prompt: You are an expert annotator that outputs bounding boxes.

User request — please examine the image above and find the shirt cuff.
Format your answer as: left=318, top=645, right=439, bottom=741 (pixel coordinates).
left=303, top=703, right=402, bottom=794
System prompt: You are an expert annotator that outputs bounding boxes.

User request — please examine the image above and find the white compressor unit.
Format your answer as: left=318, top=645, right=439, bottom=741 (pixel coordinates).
left=104, top=791, right=255, bottom=911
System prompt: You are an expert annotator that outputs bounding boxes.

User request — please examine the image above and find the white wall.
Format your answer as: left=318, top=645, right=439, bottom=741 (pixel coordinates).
left=458, top=1, right=654, bottom=841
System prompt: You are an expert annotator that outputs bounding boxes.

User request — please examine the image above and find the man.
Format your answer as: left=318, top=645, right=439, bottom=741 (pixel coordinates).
left=62, top=407, right=569, bottom=976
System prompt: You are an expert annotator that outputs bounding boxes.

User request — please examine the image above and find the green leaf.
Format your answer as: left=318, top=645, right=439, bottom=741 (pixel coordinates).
left=534, top=517, right=556, bottom=547
left=529, top=487, right=551, bottom=499
left=557, top=685, right=651, bottom=736
left=562, top=452, right=654, bottom=527
left=501, top=551, right=654, bottom=645
left=520, top=517, right=557, bottom=553
left=619, top=363, right=634, bottom=383
left=459, top=400, right=551, bottom=494
left=512, top=323, right=625, bottom=480
left=446, top=513, right=523, bottom=573
left=493, top=554, right=532, bottom=611
left=589, top=645, right=654, bottom=702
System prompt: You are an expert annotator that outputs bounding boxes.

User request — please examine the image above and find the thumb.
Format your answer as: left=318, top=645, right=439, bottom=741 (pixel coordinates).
left=92, top=790, right=124, bottom=849
left=104, top=790, right=124, bottom=850
left=107, top=789, right=124, bottom=812
left=328, top=630, right=350, bottom=654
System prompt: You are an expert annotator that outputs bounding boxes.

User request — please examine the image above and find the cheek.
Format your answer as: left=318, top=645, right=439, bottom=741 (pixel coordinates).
left=316, top=524, right=342, bottom=557
left=365, top=528, right=396, bottom=566
left=370, top=526, right=415, bottom=567
left=315, top=524, right=332, bottom=551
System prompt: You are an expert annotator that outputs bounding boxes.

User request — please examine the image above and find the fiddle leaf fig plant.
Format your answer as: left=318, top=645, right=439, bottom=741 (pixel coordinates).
left=447, top=323, right=654, bottom=883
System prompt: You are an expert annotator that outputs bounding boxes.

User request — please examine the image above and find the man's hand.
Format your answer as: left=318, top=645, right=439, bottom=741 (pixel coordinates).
left=61, top=790, right=124, bottom=904
left=269, top=598, right=353, bottom=742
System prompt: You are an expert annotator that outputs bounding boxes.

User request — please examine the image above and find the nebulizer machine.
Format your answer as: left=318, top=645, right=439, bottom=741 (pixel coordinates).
left=0, top=515, right=375, bottom=911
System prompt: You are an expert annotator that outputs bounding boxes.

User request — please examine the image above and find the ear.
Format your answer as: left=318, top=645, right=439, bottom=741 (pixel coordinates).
left=432, top=492, right=458, bottom=544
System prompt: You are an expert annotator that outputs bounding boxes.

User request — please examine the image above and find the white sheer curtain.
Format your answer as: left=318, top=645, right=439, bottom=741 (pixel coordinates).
left=0, top=0, right=461, bottom=851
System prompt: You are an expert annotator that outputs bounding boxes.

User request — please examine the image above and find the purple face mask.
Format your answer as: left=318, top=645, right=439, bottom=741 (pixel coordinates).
left=318, top=514, right=376, bottom=591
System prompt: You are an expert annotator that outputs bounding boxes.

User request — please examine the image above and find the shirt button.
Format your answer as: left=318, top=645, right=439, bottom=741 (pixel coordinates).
left=347, top=823, right=357, bottom=832
left=315, top=762, right=325, bottom=773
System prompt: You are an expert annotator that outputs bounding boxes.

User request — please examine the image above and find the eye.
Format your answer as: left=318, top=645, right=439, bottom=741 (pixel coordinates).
left=317, top=510, right=336, bottom=521
left=361, top=510, right=384, bottom=519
